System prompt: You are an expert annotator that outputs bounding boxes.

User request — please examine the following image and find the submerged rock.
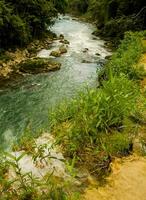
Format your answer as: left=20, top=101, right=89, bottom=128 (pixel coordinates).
left=95, top=52, right=100, bottom=56
left=82, top=60, right=92, bottom=63
left=59, top=39, right=70, bottom=45
left=83, top=48, right=89, bottom=53
left=18, top=58, right=61, bottom=74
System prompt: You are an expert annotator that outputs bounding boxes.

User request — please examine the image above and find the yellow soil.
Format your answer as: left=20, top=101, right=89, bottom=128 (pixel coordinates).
left=83, top=40, right=146, bottom=200
left=83, top=156, right=146, bottom=200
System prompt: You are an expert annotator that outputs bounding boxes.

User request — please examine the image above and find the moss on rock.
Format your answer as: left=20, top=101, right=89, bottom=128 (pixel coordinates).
left=50, top=50, right=61, bottom=57
left=18, top=58, right=61, bottom=74
left=59, top=45, right=68, bottom=54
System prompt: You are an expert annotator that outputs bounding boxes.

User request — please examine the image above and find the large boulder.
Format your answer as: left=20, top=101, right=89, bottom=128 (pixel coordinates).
left=18, top=58, right=61, bottom=74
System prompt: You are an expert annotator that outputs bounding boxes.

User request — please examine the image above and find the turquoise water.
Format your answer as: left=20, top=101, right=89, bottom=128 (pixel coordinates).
left=0, top=15, right=110, bottom=149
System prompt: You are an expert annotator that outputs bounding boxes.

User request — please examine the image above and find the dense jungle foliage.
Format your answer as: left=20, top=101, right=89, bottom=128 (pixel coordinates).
left=1, top=0, right=146, bottom=48
left=68, top=0, right=146, bottom=42
left=0, top=0, right=67, bottom=49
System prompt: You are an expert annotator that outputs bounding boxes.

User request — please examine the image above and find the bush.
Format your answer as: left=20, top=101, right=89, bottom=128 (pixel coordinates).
left=69, top=0, right=146, bottom=42
left=103, top=16, right=143, bottom=40
left=101, top=132, right=132, bottom=156
left=51, top=75, right=139, bottom=155
left=0, top=0, right=67, bottom=49
left=102, top=32, right=144, bottom=81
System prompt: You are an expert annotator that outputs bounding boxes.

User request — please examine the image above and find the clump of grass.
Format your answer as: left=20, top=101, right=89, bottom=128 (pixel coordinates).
left=50, top=32, right=145, bottom=177
left=100, top=132, right=132, bottom=156
left=99, top=31, right=144, bottom=82
left=12, top=130, right=36, bottom=154
left=0, top=151, right=79, bottom=200
left=51, top=75, right=139, bottom=157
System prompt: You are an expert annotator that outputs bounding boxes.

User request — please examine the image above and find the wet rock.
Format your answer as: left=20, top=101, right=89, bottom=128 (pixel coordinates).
left=105, top=55, right=112, bottom=60
left=82, top=60, right=92, bottom=63
left=92, top=36, right=97, bottom=40
left=83, top=48, right=89, bottom=53
left=59, top=45, right=67, bottom=54
left=92, top=30, right=99, bottom=36
left=50, top=50, right=61, bottom=57
left=59, top=34, right=64, bottom=39
left=95, top=52, right=100, bottom=56
left=59, top=39, right=70, bottom=45
left=18, top=58, right=61, bottom=74
left=98, top=59, right=106, bottom=66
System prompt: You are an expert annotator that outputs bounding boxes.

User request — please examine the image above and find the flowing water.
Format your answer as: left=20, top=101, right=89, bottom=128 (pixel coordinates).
left=0, top=15, right=110, bottom=149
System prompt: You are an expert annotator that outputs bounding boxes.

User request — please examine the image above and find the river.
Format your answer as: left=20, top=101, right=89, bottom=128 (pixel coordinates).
left=0, top=15, right=110, bottom=149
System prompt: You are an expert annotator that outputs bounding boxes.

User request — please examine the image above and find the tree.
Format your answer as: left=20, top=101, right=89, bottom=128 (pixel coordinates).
left=0, top=0, right=67, bottom=49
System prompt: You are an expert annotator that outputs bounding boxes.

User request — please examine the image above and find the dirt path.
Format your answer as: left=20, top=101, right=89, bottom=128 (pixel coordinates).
left=83, top=156, right=146, bottom=200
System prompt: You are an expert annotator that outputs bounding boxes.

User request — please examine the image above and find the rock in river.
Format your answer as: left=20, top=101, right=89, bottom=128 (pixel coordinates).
left=18, top=58, right=61, bottom=74
left=59, top=34, right=64, bottom=39
left=50, top=50, right=61, bottom=57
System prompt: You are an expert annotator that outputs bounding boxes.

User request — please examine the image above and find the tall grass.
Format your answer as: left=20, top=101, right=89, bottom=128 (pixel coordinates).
left=100, top=32, right=144, bottom=81
left=51, top=31, right=145, bottom=160
left=0, top=151, right=79, bottom=200
left=51, top=75, right=139, bottom=156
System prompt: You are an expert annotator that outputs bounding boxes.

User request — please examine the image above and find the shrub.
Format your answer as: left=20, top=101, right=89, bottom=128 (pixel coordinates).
left=101, top=132, right=132, bottom=156
left=0, top=0, right=67, bottom=49
left=103, top=16, right=143, bottom=40
left=51, top=75, right=139, bottom=155
left=101, top=32, right=144, bottom=81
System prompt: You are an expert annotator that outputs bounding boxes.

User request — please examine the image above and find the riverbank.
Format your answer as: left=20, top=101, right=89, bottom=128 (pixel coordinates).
left=0, top=32, right=71, bottom=89
left=83, top=39, right=146, bottom=199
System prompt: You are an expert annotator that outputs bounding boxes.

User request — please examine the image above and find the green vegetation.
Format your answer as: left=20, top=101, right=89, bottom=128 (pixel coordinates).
left=51, top=75, right=139, bottom=156
left=50, top=32, right=145, bottom=177
left=18, top=58, right=61, bottom=74
left=1, top=0, right=146, bottom=198
left=68, top=0, right=146, bottom=43
left=0, top=0, right=67, bottom=49
left=99, top=32, right=145, bottom=82
left=0, top=151, right=78, bottom=200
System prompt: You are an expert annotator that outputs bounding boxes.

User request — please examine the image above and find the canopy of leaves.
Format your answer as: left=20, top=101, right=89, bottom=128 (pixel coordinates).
left=0, top=0, right=67, bottom=49
left=68, top=0, right=146, bottom=41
